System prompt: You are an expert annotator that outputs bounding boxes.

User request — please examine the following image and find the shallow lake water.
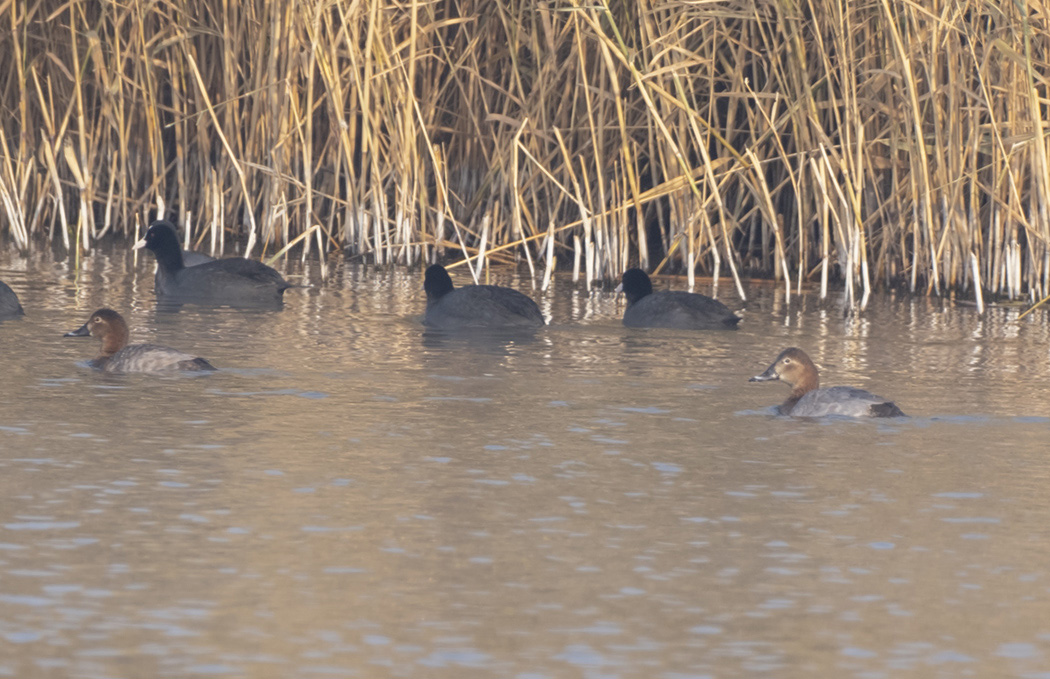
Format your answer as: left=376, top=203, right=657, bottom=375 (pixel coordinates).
left=2, top=245, right=1050, bottom=678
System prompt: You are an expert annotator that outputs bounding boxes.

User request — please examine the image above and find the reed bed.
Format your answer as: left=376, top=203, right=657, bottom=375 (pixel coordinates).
left=2, top=0, right=1050, bottom=307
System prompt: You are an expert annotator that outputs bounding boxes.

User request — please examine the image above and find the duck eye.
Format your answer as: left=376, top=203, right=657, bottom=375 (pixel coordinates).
left=782, top=358, right=792, bottom=364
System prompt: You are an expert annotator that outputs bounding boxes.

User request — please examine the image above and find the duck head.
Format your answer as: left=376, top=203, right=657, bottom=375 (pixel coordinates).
left=749, top=347, right=820, bottom=398
left=65, top=308, right=130, bottom=358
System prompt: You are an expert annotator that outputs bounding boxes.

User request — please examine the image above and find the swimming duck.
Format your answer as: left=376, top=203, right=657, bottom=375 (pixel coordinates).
left=0, top=280, right=24, bottom=318
left=135, top=220, right=294, bottom=307
left=423, top=264, right=545, bottom=329
left=64, top=308, right=216, bottom=373
left=749, top=347, right=905, bottom=417
left=617, top=268, right=740, bottom=329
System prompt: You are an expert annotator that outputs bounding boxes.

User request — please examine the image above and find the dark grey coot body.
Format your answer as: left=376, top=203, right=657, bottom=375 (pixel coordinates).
left=136, top=220, right=294, bottom=308
left=0, top=280, right=24, bottom=318
left=64, top=308, right=216, bottom=374
left=181, top=250, right=215, bottom=267
left=423, top=264, right=545, bottom=329
left=152, top=248, right=214, bottom=291
left=618, top=268, right=739, bottom=330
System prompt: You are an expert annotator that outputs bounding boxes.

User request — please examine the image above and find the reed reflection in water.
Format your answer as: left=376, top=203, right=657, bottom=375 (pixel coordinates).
left=0, top=249, right=1049, bottom=678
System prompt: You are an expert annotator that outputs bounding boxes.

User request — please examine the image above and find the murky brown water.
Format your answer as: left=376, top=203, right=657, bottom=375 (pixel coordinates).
left=2, top=245, right=1050, bottom=678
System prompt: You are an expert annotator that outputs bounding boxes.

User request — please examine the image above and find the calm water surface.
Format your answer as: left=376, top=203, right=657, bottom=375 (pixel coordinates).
left=2, top=247, right=1050, bottom=678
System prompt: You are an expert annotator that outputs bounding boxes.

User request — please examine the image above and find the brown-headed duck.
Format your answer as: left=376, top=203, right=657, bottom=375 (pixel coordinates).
left=423, top=264, right=545, bottom=329
left=135, top=220, right=294, bottom=308
left=64, top=308, right=216, bottom=373
left=617, top=268, right=739, bottom=329
left=0, top=280, right=24, bottom=318
left=749, top=347, right=905, bottom=417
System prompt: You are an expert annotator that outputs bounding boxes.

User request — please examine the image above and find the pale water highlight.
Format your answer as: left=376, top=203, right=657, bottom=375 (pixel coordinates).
left=1, top=248, right=1049, bottom=678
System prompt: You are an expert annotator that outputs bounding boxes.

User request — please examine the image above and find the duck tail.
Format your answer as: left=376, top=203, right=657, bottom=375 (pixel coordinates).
left=184, top=357, right=218, bottom=371
left=872, top=402, right=906, bottom=417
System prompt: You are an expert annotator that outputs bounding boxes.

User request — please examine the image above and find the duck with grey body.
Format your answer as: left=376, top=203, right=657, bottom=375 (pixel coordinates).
left=750, top=347, right=905, bottom=418
left=65, top=308, right=216, bottom=373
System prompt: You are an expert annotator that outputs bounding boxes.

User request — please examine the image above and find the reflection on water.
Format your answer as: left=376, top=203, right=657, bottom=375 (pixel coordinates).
left=2, top=247, right=1050, bottom=678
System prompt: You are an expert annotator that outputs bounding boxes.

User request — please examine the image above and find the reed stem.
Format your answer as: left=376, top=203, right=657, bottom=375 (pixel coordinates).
left=2, top=0, right=1049, bottom=308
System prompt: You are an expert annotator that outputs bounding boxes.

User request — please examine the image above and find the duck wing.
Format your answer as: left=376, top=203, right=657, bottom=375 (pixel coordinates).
left=791, top=386, right=905, bottom=418
left=104, top=344, right=216, bottom=373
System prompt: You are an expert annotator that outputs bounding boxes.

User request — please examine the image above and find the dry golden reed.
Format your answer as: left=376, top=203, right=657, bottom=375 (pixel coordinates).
left=2, top=0, right=1050, bottom=307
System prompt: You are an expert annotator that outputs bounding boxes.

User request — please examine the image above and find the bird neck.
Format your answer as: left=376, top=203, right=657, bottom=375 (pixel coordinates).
left=155, top=244, right=185, bottom=273
left=98, top=328, right=129, bottom=358
left=788, top=373, right=818, bottom=401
